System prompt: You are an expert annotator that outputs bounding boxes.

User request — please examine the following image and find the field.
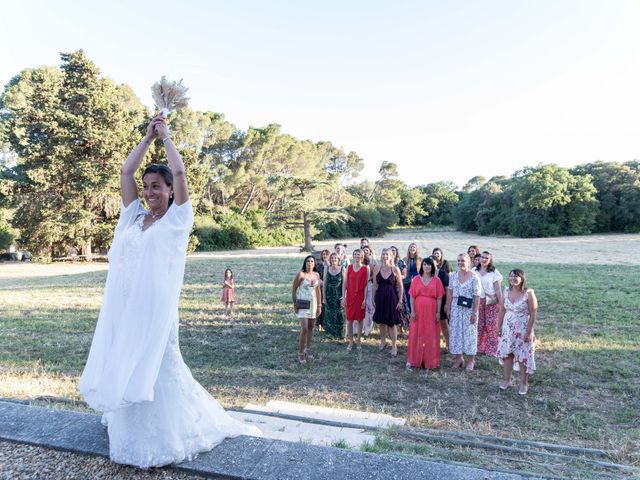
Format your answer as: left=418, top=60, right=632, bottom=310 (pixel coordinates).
left=1, top=231, right=639, bottom=478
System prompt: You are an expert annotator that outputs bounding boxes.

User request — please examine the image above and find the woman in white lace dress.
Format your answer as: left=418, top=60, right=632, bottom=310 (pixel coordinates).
left=79, top=116, right=259, bottom=468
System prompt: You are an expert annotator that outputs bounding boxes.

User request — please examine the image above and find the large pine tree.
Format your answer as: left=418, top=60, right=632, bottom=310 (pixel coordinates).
left=0, top=50, right=147, bottom=259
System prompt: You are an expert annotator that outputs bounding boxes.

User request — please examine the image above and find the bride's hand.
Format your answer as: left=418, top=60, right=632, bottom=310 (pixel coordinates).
left=154, top=118, right=170, bottom=141
left=144, top=115, right=161, bottom=141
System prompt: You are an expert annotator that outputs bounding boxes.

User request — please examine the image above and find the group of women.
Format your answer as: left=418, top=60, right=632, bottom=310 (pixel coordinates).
left=292, top=242, right=538, bottom=395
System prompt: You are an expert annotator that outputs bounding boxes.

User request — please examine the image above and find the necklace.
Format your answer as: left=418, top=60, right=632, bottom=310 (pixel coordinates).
left=149, top=210, right=167, bottom=220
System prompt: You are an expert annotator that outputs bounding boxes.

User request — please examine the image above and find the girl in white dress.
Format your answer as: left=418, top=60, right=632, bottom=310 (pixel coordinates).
left=79, top=116, right=259, bottom=468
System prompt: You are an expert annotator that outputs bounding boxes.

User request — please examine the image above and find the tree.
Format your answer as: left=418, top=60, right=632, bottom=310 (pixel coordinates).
left=463, top=175, right=486, bottom=192
left=571, top=161, right=640, bottom=233
left=509, top=164, right=598, bottom=237
left=268, top=174, right=351, bottom=251
left=368, top=161, right=404, bottom=208
left=0, top=50, right=147, bottom=259
left=417, top=181, right=459, bottom=225
left=396, top=186, right=426, bottom=226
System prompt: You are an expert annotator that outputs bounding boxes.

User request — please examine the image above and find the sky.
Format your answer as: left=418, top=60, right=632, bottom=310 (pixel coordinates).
left=1, top=0, right=639, bottom=188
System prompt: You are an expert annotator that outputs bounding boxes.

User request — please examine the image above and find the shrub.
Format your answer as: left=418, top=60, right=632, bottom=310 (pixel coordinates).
left=192, top=210, right=304, bottom=251
left=0, top=228, right=13, bottom=251
left=315, top=206, right=398, bottom=240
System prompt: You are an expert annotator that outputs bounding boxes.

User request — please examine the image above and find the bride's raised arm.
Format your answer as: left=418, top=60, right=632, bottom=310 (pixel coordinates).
left=120, top=116, right=161, bottom=207
left=154, top=118, right=189, bottom=205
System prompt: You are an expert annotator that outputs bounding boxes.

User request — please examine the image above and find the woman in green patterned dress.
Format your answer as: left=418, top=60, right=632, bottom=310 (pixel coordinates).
left=323, top=252, right=346, bottom=339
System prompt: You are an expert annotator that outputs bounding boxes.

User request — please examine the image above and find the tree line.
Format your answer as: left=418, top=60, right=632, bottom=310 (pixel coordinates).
left=0, top=51, right=638, bottom=259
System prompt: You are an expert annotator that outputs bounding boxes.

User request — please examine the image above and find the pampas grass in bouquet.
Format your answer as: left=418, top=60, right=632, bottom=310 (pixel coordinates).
left=151, top=76, right=190, bottom=118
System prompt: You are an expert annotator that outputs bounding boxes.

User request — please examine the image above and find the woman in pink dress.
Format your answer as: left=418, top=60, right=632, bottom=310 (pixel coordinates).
left=407, top=258, right=445, bottom=369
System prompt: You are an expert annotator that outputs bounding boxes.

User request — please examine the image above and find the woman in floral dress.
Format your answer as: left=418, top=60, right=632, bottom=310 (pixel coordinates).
left=497, top=269, right=538, bottom=395
left=477, top=251, right=503, bottom=357
left=445, top=253, right=481, bottom=371
left=362, top=245, right=377, bottom=336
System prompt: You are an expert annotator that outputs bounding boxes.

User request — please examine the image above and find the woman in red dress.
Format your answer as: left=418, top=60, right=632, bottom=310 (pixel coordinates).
left=407, top=257, right=445, bottom=369
left=342, top=249, right=370, bottom=351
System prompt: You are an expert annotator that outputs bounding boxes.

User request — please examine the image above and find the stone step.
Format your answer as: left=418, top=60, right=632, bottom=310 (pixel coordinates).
left=0, top=400, right=525, bottom=480
left=229, top=411, right=375, bottom=448
left=244, top=400, right=405, bottom=428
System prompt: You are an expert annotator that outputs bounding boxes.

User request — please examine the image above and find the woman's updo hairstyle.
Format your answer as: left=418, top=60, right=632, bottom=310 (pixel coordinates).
left=142, top=164, right=174, bottom=205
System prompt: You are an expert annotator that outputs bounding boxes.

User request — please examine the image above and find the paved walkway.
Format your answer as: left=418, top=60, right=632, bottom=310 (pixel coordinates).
left=0, top=400, right=528, bottom=479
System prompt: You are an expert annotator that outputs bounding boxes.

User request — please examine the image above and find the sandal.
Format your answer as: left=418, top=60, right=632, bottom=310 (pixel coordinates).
left=499, top=381, right=511, bottom=391
left=298, top=353, right=306, bottom=364
left=304, top=348, right=315, bottom=360
left=518, top=384, right=528, bottom=395
left=378, top=343, right=388, bottom=352
left=390, top=346, right=398, bottom=357
left=465, top=361, right=475, bottom=372
left=346, top=343, right=353, bottom=352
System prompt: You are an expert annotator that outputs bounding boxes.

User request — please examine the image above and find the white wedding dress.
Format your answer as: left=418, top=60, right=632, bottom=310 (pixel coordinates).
left=79, top=198, right=259, bottom=468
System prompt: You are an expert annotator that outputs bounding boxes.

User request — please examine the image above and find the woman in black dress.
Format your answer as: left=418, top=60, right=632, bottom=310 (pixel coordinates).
left=430, top=254, right=450, bottom=351
left=372, top=248, right=404, bottom=357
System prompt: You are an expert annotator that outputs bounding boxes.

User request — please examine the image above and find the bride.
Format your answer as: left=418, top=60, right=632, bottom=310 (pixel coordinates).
left=79, top=115, right=260, bottom=468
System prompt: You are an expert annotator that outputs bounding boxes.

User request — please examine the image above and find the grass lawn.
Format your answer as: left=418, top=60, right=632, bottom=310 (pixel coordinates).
left=1, top=240, right=639, bottom=477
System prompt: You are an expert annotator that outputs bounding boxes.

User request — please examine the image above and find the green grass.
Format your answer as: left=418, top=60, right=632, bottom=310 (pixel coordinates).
left=1, top=256, right=639, bottom=473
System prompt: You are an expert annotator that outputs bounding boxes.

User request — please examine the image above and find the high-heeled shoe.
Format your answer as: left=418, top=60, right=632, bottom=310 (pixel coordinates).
left=518, top=384, right=529, bottom=395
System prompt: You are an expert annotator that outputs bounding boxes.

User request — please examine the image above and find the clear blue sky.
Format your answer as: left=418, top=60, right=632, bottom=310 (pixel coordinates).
left=2, top=1, right=639, bottom=187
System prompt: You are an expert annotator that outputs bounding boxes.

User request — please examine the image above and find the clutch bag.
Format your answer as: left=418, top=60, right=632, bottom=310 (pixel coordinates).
left=295, top=299, right=311, bottom=309
left=456, top=296, right=473, bottom=308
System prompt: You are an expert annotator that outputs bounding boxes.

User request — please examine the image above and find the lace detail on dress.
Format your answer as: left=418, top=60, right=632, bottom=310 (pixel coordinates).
left=120, top=214, right=146, bottom=303
left=104, top=323, right=260, bottom=467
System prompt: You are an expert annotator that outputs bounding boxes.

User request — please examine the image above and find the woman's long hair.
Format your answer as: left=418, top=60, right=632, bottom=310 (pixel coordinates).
left=301, top=255, right=317, bottom=273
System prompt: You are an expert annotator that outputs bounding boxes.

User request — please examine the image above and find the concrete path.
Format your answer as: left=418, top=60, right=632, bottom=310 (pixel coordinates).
left=0, top=400, right=529, bottom=479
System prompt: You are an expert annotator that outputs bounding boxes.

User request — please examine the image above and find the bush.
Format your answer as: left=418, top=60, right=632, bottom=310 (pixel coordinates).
left=0, top=228, right=13, bottom=251
left=315, top=206, right=398, bottom=240
left=193, top=210, right=304, bottom=251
